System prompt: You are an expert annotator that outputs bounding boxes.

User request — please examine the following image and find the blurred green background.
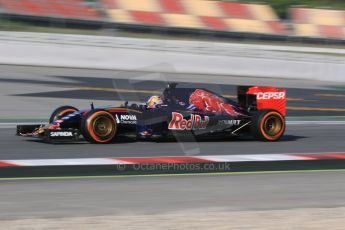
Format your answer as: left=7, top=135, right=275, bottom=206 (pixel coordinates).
left=240, top=0, right=345, bottom=18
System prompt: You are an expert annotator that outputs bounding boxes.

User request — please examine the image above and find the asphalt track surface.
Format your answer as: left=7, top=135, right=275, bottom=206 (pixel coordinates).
left=1, top=65, right=345, bottom=118
left=0, top=62, right=345, bottom=224
left=1, top=124, right=345, bottom=159
left=10, top=76, right=345, bottom=117
left=0, top=64, right=345, bottom=159
left=1, top=171, right=345, bottom=219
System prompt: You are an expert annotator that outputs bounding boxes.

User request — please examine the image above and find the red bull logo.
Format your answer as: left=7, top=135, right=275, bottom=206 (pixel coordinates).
left=168, top=112, right=209, bottom=130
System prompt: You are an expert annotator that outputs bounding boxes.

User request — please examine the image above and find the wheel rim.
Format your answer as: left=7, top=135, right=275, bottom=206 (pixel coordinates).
left=92, top=116, right=114, bottom=138
left=263, top=116, right=283, bottom=137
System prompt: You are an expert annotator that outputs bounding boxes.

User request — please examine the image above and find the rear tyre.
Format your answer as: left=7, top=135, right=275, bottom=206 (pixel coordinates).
left=251, top=109, right=285, bottom=142
left=49, top=106, right=78, bottom=123
left=81, top=110, right=117, bottom=144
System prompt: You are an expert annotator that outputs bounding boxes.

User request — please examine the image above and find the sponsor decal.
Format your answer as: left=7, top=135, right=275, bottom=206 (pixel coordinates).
left=219, top=120, right=241, bottom=126
left=256, top=92, right=286, bottom=100
left=168, top=112, right=209, bottom=130
left=116, top=114, right=137, bottom=124
left=50, top=131, right=73, bottom=137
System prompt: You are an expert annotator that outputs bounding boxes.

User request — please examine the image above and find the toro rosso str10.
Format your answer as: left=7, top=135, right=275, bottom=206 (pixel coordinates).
left=17, top=84, right=287, bottom=143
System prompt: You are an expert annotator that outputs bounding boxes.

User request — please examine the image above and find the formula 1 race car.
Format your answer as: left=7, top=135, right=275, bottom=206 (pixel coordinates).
left=17, top=83, right=287, bottom=143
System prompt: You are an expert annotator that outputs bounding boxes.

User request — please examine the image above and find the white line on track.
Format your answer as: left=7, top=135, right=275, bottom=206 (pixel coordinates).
left=1, top=121, right=345, bottom=129
left=287, top=121, right=345, bottom=125
left=0, top=122, right=46, bottom=129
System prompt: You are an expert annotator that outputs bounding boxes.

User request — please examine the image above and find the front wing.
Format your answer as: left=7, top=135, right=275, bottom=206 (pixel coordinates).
left=17, top=124, right=80, bottom=142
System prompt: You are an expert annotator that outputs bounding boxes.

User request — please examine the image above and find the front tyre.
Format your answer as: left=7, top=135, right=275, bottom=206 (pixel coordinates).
left=81, top=110, right=117, bottom=144
left=251, top=110, right=285, bottom=142
left=49, top=105, right=79, bottom=123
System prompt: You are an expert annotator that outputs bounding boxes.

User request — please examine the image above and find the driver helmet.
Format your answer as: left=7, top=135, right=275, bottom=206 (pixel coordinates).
left=147, top=95, right=163, bottom=108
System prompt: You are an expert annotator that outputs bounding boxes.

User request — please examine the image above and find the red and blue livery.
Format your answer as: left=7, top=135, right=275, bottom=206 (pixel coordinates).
left=17, top=83, right=287, bottom=143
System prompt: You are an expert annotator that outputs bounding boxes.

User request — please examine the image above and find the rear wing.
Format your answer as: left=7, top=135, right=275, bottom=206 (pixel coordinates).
left=237, top=86, right=286, bottom=116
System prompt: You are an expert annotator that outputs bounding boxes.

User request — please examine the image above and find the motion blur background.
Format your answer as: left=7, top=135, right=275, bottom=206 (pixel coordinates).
left=0, top=0, right=344, bottom=43
left=1, top=1, right=345, bottom=230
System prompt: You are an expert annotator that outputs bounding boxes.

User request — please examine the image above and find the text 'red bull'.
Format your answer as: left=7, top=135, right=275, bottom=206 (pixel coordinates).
left=168, top=112, right=209, bottom=130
